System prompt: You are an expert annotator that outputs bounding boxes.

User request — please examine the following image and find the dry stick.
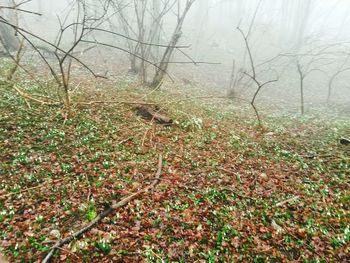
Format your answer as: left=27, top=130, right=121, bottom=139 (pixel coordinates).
left=275, top=196, right=299, bottom=207
left=42, top=154, right=163, bottom=263
left=140, top=106, right=166, bottom=147
left=12, top=85, right=59, bottom=105
left=118, top=136, right=134, bottom=145
left=141, top=126, right=153, bottom=147
left=75, top=100, right=156, bottom=106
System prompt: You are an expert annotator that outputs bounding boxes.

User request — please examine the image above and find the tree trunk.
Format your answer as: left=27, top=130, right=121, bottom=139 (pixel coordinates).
left=300, top=76, right=304, bottom=115
left=327, top=75, right=335, bottom=104
left=297, top=61, right=305, bottom=115
left=0, top=1, right=19, bottom=54
left=151, top=0, right=195, bottom=88
left=151, top=0, right=161, bottom=60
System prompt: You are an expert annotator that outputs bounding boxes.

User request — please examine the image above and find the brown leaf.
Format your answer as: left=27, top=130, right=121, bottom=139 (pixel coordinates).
left=60, top=254, right=67, bottom=261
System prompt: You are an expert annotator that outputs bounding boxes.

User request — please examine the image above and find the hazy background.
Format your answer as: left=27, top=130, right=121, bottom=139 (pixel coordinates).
left=2, top=0, right=350, bottom=114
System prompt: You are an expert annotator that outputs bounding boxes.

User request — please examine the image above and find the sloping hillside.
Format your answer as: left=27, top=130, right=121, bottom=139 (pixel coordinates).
left=0, top=84, right=349, bottom=262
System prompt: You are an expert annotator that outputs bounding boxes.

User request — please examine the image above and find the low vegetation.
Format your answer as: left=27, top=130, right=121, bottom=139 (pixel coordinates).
left=0, top=77, right=349, bottom=262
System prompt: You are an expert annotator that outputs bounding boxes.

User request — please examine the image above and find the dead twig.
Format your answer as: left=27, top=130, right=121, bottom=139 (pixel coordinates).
left=75, top=100, right=156, bottom=106
left=275, top=196, right=299, bottom=207
left=42, top=154, right=163, bottom=263
left=12, top=84, right=60, bottom=106
left=118, top=137, right=134, bottom=145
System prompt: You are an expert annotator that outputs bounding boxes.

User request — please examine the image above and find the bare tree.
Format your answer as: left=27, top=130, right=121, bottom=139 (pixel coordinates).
left=234, top=0, right=278, bottom=126
left=293, top=41, right=345, bottom=114
left=134, top=0, right=147, bottom=82
left=150, top=0, right=162, bottom=61
left=151, top=0, right=196, bottom=87
left=0, top=0, right=22, bottom=55
left=0, top=0, right=107, bottom=116
left=110, top=0, right=173, bottom=76
left=296, top=59, right=307, bottom=115
left=327, top=52, right=350, bottom=103
left=1, top=0, right=188, bottom=113
left=110, top=0, right=197, bottom=86
left=238, top=26, right=277, bottom=126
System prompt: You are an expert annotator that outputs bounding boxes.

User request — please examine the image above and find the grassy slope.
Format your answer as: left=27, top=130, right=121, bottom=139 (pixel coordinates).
left=0, top=82, right=349, bottom=262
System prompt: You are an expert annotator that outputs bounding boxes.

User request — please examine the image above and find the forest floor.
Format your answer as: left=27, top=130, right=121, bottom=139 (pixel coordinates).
left=0, top=80, right=349, bottom=262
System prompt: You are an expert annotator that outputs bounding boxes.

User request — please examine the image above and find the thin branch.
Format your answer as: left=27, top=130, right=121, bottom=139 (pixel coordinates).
left=85, top=27, right=190, bottom=48
left=12, top=84, right=60, bottom=105
left=156, top=61, right=220, bottom=65
left=237, top=20, right=278, bottom=126
left=247, top=0, right=263, bottom=39
left=237, top=26, right=256, bottom=78
left=12, top=0, right=34, bottom=8
left=81, top=39, right=174, bottom=81
left=75, top=100, right=156, bottom=106
left=0, top=17, right=102, bottom=79
left=0, top=5, right=42, bottom=16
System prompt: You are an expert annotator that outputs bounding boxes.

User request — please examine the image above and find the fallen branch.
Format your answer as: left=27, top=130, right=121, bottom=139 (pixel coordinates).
left=42, top=154, right=163, bottom=263
left=340, top=138, right=350, bottom=145
left=135, top=105, right=173, bottom=125
left=118, top=137, right=134, bottom=145
left=12, top=84, right=60, bottom=106
left=75, top=100, right=156, bottom=106
left=275, top=196, right=299, bottom=207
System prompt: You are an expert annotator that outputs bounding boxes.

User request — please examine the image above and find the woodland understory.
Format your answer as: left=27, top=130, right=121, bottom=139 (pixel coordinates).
left=0, top=0, right=350, bottom=262
left=0, top=70, right=349, bottom=262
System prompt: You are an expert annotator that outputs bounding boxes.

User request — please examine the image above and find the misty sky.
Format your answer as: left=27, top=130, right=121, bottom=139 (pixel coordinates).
left=5, top=0, right=350, bottom=107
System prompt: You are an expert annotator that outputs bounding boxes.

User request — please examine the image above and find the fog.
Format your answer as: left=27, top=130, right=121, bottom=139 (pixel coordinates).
left=1, top=3, right=350, bottom=261
left=1, top=0, right=350, bottom=115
